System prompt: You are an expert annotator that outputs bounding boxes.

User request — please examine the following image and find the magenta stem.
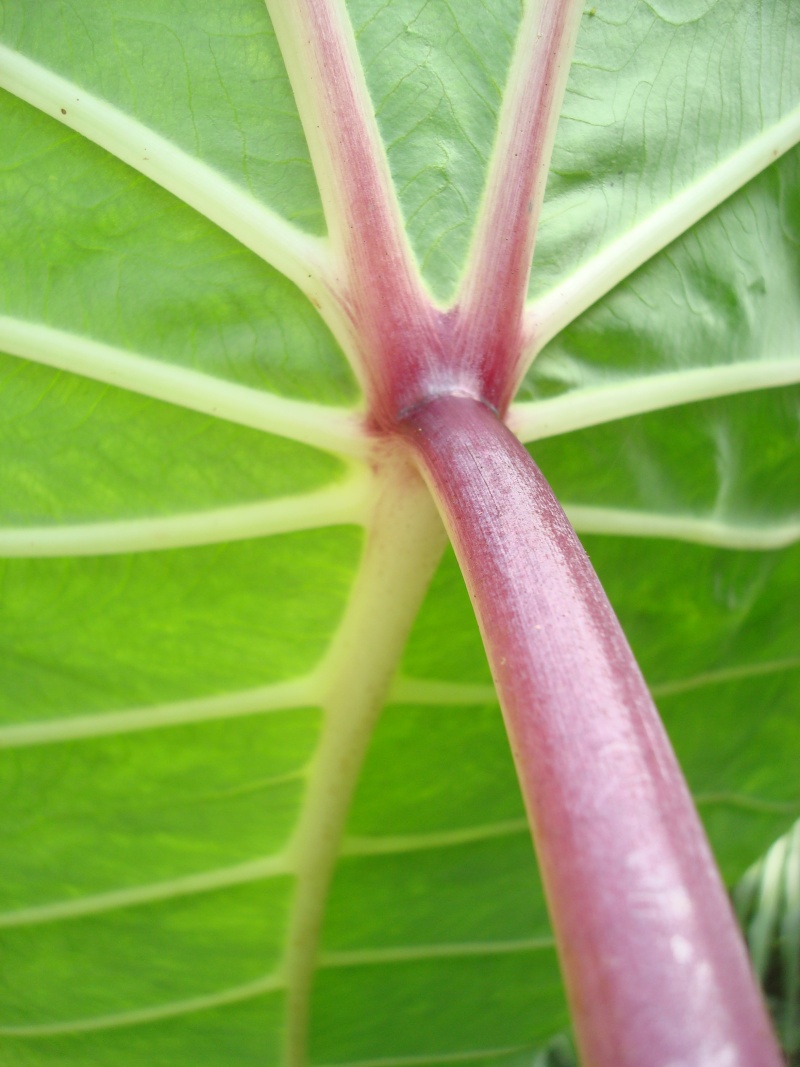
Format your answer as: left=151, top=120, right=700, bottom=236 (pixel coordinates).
left=401, top=394, right=782, bottom=1067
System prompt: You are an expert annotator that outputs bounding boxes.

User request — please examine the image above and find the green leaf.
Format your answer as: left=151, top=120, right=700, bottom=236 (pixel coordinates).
left=735, top=819, right=800, bottom=1064
left=0, top=1, right=798, bottom=1064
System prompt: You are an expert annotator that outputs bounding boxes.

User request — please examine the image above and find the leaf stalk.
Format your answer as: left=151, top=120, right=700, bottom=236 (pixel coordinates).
left=401, top=393, right=783, bottom=1067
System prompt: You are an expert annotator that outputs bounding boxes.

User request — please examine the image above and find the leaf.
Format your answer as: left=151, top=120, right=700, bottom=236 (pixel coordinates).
left=0, top=1, right=798, bottom=1064
left=735, top=819, right=800, bottom=1063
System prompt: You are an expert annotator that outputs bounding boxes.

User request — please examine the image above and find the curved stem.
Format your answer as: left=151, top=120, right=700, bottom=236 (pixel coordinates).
left=400, top=394, right=782, bottom=1067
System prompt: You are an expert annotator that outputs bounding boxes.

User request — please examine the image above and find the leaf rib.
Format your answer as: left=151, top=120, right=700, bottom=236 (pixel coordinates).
left=523, top=104, right=800, bottom=360
left=651, top=657, right=800, bottom=700
left=317, top=938, right=555, bottom=969
left=280, top=463, right=446, bottom=1067
left=0, top=43, right=335, bottom=311
left=312, top=1048, right=531, bottom=1067
left=0, top=317, right=367, bottom=457
left=0, top=975, right=284, bottom=1038
left=453, top=0, right=583, bottom=409
left=0, top=473, right=372, bottom=558
left=508, top=359, right=800, bottom=443
left=264, top=0, right=441, bottom=424
left=563, top=505, right=800, bottom=550
left=341, top=821, right=530, bottom=858
left=0, top=855, right=292, bottom=929
left=0, top=678, right=316, bottom=749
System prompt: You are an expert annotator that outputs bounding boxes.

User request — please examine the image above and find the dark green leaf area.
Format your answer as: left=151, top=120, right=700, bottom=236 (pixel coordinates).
left=0, top=0, right=322, bottom=228
left=587, top=537, right=800, bottom=687
left=663, top=669, right=800, bottom=882
left=533, top=0, right=800, bottom=299
left=324, top=836, right=547, bottom=952
left=530, top=387, right=800, bottom=520
left=0, top=528, right=361, bottom=720
left=0, top=357, right=345, bottom=524
left=0, top=93, right=354, bottom=403
left=0, top=710, right=317, bottom=907
left=0, top=880, right=289, bottom=1027
left=405, top=532, right=800, bottom=689
left=525, top=149, right=800, bottom=399
left=346, top=702, right=521, bottom=835
left=587, top=535, right=800, bottom=879
left=0, top=994, right=284, bottom=1067
left=309, top=953, right=567, bottom=1066
left=348, top=0, right=521, bottom=298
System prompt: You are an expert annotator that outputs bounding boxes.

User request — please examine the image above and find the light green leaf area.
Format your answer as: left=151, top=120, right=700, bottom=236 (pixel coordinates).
left=0, top=1, right=798, bottom=1066
left=0, top=0, right=322, bottom=229
left=532, top=0, right=800, bottom=298
left=521, top=147, right=800, bottom=396
left=0, top=91, right=354, bottom=401
left=531, top=387, right=800, bottom=521
left=0, top=359, right=346, bottom=523
left=0, top=529, right=360, bottom=720
left=0, top=93, right=354, bottom=401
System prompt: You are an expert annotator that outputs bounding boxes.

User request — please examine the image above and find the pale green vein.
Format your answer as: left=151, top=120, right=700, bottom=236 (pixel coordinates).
left=508, top=359, right=800, bottom=443
left=0, top=43, right=336, bottom=309
left=281, top=469, right=447, bottom=1067
left=523, top=104, right=800, bottom=358
left=0, top=974, right=284, bottom=1037
left=650, top=657, right=800, bottom=700
left=389, top=678, right=498, bottom=705
left=694, top=794, right=800, bottom=816
left=563, top=505, right=800, bottom=550
left=0, top=677, right=317, bottom=748
left=0, top=316, right=367, bottom=457
left=318, top=938, right=554, bottom=969
left=313, top=1046, right=531, bottom=1067
left=0, top=471, right=372, bottom=557
left=0, top=855, right=291, bottom=929
left=342, top=820, right=530, bottom=858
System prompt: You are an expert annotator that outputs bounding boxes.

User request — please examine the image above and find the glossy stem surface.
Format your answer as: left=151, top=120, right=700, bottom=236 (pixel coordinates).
left=401, top=393, right=782, bottom=1067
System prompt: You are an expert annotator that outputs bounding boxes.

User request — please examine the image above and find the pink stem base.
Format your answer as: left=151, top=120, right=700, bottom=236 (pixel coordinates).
left=401, top=394, right=782, bottom=1067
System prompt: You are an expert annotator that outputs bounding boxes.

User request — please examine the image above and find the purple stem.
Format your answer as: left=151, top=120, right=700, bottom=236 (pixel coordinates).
left=400, top=393, right=783, bottom=1067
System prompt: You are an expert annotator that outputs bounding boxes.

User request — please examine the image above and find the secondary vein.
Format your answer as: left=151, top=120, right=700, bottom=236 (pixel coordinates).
left=0, top=316, right=367, bottom=457
left=0, top=44, right=336, bottom=312
left=0, top=472, right=372, bottom=558
left=522, top=104, right=800, bottom=361
left=508, top=359, right=800, bottom=443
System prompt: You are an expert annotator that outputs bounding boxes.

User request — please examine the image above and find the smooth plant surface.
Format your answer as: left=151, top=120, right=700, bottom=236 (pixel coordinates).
left=0, top=1, right=799, bottom=1065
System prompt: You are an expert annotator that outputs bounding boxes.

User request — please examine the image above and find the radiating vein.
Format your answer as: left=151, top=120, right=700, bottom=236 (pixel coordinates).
left=452, top=0, right=583, bottom=410
left=313, top=1046, right=532, bottom=1067
left=281, top=466, right=447, bottom=1067
left=0, top=472, right=372, bottom=557
left=0, top=855, right=291, bottom=928
left=563, top=505, right=800, bottom=550
left=0, top=316, right=367, bottom=457
left=0, top=975, right=284, bottom=1037
left=523, top=104, right=800, bottom=358
left=508, top=359, right=800, bottom=443
left=0, top=43, right=338, bottom=310
left=342, top=820, right=530, bottom=858
left=650, top=657, right=800, bottom=700
left=318, top=938, right=554, bottom=969
left=694, top=794, right=800, bottom=816
left=0, top=677, right=316, bottom=748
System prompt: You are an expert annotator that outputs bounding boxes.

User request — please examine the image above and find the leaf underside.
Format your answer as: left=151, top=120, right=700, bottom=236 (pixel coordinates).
left=0, top=1, right=799, bottom=1065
